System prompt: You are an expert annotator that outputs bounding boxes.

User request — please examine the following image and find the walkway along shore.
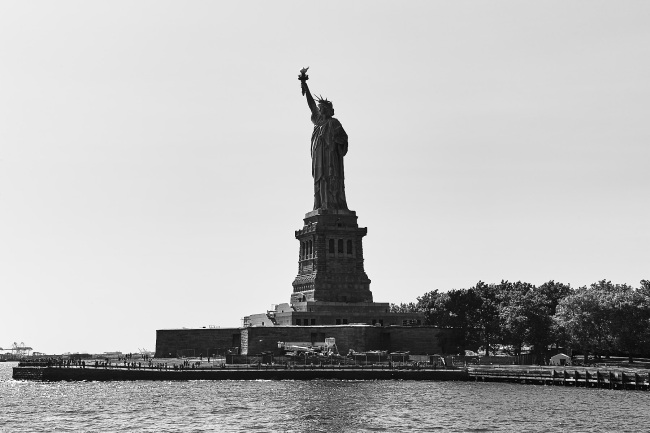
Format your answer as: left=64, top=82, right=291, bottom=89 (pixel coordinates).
left=12, top=364, right=465, bottom=381
left=11, top=363, right=650, bottom=389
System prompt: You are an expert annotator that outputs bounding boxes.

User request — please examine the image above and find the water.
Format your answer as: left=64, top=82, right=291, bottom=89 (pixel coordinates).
left=2, top=362, right=649, bottom=432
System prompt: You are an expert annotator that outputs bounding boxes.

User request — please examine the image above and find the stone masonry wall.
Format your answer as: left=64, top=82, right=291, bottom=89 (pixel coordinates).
left=155, top=328, right=240, bottom=358
left=156, top=326, right=452, bottom=358
left=381, top=327, right=446, bottom=354
left=242, top=326, right=446, bottom=355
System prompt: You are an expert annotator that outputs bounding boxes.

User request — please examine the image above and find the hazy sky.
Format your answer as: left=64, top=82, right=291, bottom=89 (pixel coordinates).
left=1, top=1, right=648, bottom=355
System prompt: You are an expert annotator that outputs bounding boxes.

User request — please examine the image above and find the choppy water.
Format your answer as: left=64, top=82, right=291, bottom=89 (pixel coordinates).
left=2, top=362, right=649, bottom=432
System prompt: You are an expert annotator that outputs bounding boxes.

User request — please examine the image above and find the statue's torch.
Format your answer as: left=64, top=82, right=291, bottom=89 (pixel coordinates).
left=298, top=67, right=309, bottom=95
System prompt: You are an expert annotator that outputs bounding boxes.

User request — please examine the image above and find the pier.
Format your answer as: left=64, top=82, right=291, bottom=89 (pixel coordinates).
left=469, top=366, right=650, bottom=390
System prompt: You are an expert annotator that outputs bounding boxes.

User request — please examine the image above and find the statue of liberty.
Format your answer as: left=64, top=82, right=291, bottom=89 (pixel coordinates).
left=299, top=68, right=349, bottom=211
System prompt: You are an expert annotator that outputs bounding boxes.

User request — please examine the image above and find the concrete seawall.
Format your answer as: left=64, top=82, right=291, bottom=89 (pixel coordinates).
left=14, top=366, right=649, bottom=390
left=13, top=366, right=468, bottom=382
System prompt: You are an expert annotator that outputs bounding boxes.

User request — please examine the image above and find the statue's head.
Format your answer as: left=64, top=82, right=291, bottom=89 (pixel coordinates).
left=316, top=96, right=334, bottom=117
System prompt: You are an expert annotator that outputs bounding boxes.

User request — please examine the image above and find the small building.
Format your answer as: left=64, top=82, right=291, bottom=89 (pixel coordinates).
left=549, top=353, right=571, bottom=366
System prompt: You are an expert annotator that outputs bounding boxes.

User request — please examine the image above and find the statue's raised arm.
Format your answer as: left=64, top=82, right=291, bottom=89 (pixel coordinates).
left=299, top=67, right=318, bottom=117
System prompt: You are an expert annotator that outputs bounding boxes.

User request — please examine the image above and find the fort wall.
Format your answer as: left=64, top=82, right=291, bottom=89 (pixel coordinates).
left=155, top=328, right=240, bottom=358
left=155, top=326, right=447, bottom=358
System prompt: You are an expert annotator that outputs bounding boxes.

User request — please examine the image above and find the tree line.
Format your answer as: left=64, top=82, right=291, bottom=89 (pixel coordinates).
left=390, top=279, right=650, bottom=363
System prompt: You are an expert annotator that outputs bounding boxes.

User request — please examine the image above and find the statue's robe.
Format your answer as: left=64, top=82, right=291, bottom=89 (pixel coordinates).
left=311, top=113, right=348, bottom=210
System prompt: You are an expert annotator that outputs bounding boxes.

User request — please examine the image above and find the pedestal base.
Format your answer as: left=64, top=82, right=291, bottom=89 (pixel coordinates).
left=292, top=209, right=372, bottom=303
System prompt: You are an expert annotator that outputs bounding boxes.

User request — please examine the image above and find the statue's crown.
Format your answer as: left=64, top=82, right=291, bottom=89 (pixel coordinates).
left=316, top=95, right=333, bottom=106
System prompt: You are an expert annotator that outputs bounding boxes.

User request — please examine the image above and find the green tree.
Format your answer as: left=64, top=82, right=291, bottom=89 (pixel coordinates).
left=607, top=281, right=650, bottom=361
left=497, top=280, right=535, bottom=356
left=414, top=290, right=448, bottom=326
left=528, top=281, right=572, bottom=362
left=554, top=280, right=631, bottom=362
left=420, top=288, right=484, bottom=354
left=389, top=302, right=417, bottom=313
left=471, top=281, right=502, bottom=356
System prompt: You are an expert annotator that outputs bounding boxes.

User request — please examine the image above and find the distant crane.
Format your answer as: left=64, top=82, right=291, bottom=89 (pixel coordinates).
left=138, top=348, right=154, bottom=358
left=2, top=342, right=33, bottom=357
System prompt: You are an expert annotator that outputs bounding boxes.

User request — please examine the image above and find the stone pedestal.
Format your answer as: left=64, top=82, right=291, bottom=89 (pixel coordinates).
left=291, top=209, right=372, bottom=304
left=242, top=208, right=425, bottom=328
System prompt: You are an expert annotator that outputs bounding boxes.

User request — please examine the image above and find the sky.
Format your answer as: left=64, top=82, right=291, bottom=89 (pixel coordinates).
left=1, top=1, right=649, bottom=355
